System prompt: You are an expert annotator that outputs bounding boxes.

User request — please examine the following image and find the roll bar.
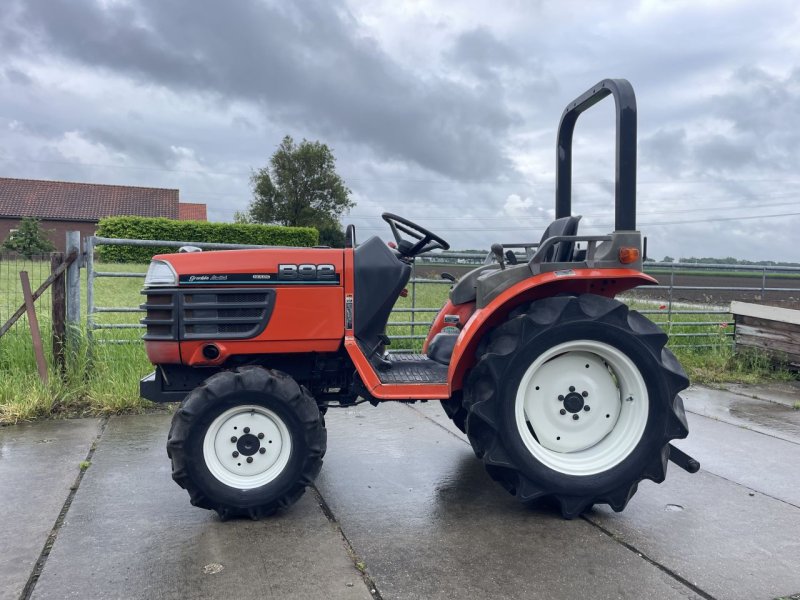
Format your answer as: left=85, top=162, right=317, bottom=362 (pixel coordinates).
left=555, top=78, right=637, bottom=231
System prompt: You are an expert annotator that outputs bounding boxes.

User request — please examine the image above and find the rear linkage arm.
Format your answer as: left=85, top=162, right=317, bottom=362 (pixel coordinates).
left=667, top=444, right=701, bottom=474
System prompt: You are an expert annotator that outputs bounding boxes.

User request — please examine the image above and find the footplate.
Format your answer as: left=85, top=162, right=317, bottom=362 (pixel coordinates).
left=377, top=354, right=448, bottom=384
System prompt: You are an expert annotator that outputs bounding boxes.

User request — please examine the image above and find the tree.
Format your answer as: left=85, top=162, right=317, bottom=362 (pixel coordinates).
left=2, top=217, right=55, bottom=258
left=247, top=136, right=354, bottom=247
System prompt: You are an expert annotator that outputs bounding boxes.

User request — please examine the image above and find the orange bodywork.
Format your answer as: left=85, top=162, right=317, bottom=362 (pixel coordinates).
left=344, top=338, right=450, bottom=399
left=144, top=248, right=345, bottom=365
left=144, top=247, right=655, bottom=402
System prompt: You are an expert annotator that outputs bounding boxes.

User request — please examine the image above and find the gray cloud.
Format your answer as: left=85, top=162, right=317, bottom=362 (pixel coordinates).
left=83, top=128, right=174, bottom=166
left=641, top=67, right=800, bottom=179
left=4, top=67, right=31, bottom=85
left=446, top=27, right=520, bottom=79
left=1, top=0, right=800, bottom=261
left=8, top=0, right=523, bottom=181
left=640, top=128, right=688, bottom=175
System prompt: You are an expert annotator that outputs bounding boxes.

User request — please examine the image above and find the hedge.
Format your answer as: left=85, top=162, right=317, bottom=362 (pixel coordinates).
left=95, top=217, right=319, bottom=262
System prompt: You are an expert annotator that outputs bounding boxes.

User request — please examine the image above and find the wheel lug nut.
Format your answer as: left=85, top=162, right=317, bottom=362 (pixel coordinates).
left=230, top=436, right=237, bottom=443
left=259, top=448, right=266, bottom=454
left=232, top=451, right=239, bottom=458
left=569, top=386, right=575, bottom=392
left=584, top=405, right=590, bottom=411
left=246, top=456, right=253, bottom=463
left=582, top=391, right=588, bottom=397
left=244, top=427, right=250, bottom=434
left=258, top=432, right=264, bottom=439
left=573, top=414, right=579, bottom=420
left=558, top=395, right=564, bottom=401
left=559, top=409, right=566, bottom=415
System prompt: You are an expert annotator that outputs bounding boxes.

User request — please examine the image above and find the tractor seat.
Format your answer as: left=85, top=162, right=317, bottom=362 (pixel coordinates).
left=449, top=215, right=583, bottom=307
left=529, top=215, right=582, bottom=263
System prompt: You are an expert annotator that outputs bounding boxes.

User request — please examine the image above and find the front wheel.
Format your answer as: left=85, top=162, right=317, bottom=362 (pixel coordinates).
left=463, top=294, right=690, bottom=518
left=167, top=367, right=326, bottom=520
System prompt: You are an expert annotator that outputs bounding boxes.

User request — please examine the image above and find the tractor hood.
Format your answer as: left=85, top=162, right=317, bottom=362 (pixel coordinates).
left=143, top=248, right=345, bottom=288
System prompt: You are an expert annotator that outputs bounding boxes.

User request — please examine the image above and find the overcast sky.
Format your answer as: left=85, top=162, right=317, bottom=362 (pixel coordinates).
left=1, top=0, right=799, bottom=261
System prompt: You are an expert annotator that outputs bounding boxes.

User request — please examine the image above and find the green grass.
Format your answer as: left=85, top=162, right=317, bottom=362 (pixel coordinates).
left=0, top=259, right=793, bottom=424
left=1, top=259, right=156, bottom=424
left=0, top=324, right=156, bottom=424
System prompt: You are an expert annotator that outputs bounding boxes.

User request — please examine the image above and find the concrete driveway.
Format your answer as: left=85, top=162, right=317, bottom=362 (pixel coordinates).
left=1, top=384, right=799, bottom=600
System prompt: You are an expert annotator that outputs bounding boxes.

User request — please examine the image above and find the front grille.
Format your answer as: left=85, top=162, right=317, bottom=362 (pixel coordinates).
left=218, top=293, right=267, bottom=304
left=141, top=288, right=276, bottom=341
left=141, top=294, right=174, bottom=340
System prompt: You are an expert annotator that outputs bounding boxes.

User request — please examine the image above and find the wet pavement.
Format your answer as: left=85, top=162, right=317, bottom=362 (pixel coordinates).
left=2, top=384, right=799, bottom=600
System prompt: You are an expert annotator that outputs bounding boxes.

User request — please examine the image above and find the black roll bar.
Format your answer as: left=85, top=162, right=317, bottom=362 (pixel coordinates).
left=555, top=78, right=637, bottom=231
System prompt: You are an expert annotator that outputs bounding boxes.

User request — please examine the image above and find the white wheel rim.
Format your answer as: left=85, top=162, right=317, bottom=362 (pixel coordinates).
left=202, top=405, right=292, bottom=489
left=514, top=340, right=649, bottom=476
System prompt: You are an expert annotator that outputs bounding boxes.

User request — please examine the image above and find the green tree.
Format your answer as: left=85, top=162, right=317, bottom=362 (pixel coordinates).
left=248, top=136, right=354, bottom=247
left=2, top=217, right=55, bottom=258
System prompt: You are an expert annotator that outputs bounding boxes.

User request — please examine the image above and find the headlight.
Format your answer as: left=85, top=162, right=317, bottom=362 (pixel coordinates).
left=144, top=260, right=177, bottom=287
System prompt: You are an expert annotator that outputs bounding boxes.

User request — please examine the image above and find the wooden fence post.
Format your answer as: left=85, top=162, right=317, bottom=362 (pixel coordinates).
left=51, top=252, right=66, bottom=375
left=20, top=271, right=49, bottom=385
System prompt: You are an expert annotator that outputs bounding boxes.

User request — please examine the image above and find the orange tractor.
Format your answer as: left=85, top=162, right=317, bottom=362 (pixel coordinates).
left=140, top=79, right=698, bottom=520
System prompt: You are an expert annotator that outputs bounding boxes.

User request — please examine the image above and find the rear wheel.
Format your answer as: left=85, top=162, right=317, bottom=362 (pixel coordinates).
left=463, top=294, right=689, bottom=518
left=167, top=367, right=326, bottom=520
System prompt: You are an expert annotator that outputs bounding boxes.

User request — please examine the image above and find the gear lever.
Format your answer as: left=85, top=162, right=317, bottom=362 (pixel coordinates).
left=491, top=243, right=506, bottom=270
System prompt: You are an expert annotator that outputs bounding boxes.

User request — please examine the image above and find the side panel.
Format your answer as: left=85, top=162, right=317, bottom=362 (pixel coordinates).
left=447, top=269, right=657, bottom=391
left=144, top=248, right=346, bottom=366
left=179, top=287, right=344, bottom=366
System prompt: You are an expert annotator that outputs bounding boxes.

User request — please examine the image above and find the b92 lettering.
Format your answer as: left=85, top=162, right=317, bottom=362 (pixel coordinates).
left=278, top=264, right=337, bottom=281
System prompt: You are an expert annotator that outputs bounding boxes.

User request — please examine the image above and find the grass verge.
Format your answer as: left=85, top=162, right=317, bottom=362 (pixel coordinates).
left=0, top=325, right=157, bottom=425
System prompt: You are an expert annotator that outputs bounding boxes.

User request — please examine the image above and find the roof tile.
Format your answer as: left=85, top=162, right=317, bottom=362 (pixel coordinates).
left=178, top=202, right=208, bottom=221
left=0, top=177, right=181, bottom=221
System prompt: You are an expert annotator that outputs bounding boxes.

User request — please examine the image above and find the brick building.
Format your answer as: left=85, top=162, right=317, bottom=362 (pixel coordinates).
left=0, top=177, right=207, bottom=252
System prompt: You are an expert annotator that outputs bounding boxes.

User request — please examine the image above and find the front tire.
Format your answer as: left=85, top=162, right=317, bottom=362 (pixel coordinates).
left=167, top=367, right=326, bottom=520
left=463, top=294, right=689, bottom=518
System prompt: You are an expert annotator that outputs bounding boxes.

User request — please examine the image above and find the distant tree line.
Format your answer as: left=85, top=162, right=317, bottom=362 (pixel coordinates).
left=659, top=256, right=800, bottom=267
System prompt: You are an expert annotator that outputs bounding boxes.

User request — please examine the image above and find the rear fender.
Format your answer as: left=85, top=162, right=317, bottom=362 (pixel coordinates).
left=447, top=269, right=656, bottom=391
left=422, top=300, right=476, bottom=354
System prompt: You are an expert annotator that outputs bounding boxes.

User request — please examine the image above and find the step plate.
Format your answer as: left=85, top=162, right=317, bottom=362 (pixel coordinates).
left=377, top=354, right=448, bottom=384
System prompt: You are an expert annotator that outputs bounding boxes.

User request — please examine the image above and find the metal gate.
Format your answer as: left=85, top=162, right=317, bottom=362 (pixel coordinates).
left=78, top=234, right=800, bottom=352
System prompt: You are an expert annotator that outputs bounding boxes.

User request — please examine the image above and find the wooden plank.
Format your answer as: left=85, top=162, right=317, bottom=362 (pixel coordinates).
left=731, top=301, right=800, bottom=326
left=51, top=253, right=66, bottom=375
left=735, top=314, right=800, bottom=335
left=0, top=250, right=77, bottom=339
left=734, top=313, right=800, bottom=365
left=20, top=271, right=49, bottom=384
left=736, top=332, right=800, bottom=357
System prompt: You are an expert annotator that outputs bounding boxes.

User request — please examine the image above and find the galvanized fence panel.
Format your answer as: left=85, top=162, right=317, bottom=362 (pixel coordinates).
left=82, top=237, right=800, bottom=352
left=85, top=236, right=276, bottom=344
left=0, top=252, right=54, bottom=332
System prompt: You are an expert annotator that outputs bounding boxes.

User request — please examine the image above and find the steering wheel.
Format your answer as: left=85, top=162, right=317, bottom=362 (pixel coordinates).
left=382, top=212, right=450, bottom=257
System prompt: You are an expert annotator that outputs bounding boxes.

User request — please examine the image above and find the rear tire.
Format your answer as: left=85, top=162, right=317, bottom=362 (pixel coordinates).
left=463, top=294, right=689, bottom=518
left=167, top=367, right=326, bottom=520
